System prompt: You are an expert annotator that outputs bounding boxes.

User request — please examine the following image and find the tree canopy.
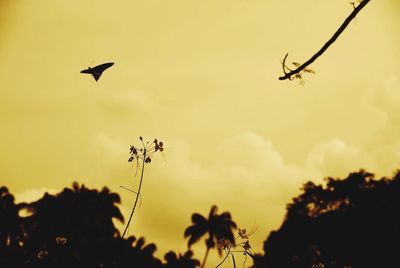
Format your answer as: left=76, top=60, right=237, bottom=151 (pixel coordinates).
left=253, top=170, right=400, bottom=268
left=0, top=183, right=198, bottom=268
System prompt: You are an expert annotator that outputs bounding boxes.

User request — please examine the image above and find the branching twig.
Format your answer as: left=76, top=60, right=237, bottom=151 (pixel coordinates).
left=279, top=0, right=370, bottom=81
left=215, top=228, right=255, bottom=268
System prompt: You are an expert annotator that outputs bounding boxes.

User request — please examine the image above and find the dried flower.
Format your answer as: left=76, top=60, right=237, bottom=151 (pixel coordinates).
left=155, top=140, right=164, bottom=152
left=130, top=146, right=138, bottom=155
left=217, top=238, right=231, bottom=252
left=238, top=228, right=248, bottom=239
left=242, top=240, right=251, bottom=251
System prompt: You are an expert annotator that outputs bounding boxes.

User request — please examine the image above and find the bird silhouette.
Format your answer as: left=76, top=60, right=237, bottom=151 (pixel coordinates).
left=80, top=62, right=114, bottom=81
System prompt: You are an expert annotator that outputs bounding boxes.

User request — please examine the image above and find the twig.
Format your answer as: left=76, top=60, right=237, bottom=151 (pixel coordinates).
left=279, top=0, right=370, bottom=81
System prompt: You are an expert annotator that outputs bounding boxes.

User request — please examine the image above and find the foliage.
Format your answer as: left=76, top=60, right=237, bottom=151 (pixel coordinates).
left=253, top=170, right=400, bottom=268
left=216, top=228, right=256, bottom=268
left=0, top=183, right=198, bottom=268
left=184, top=205, right=237, bottom=268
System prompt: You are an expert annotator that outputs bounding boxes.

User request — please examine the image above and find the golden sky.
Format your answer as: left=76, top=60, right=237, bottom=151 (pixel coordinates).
left=1, top=0, right=399, bottom=266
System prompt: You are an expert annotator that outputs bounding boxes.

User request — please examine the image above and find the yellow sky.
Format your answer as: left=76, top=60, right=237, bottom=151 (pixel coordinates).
left=1, top=0, right=400, bottom=266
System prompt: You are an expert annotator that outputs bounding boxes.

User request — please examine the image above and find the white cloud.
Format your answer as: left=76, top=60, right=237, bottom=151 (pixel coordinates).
left=216, top=132, right=285, bottom=171
left=306, top=139, right=371, bottom=178
left=360, top=74, right=400, bottom=175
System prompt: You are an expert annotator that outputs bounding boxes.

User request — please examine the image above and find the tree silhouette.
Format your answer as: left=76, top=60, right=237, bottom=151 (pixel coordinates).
left=21, top=182, right=125, bottom=267
left=0, top=182, right=168, bottom=268
left=0, top=187, right=26, bottom=267
left=184, top=205, right=237, bottom=268
left=253, top=170, right=400, bottom=268
left=0, top=187, right=24, bottom=248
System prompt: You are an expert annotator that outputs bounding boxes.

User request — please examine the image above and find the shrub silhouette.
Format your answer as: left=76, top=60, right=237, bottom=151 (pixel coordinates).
left=253, top=170, right=400, bottom=268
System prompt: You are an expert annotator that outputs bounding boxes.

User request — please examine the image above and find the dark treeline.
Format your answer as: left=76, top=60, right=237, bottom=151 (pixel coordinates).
left=2, top=170, right=400, bottom=268
left=253, top=170, right=400, bottom=268
left=0, top=183, right=199, bottom=268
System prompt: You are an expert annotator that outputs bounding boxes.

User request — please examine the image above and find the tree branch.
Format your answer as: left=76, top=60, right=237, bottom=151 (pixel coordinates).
left=279, top=0, right=370, bottom=81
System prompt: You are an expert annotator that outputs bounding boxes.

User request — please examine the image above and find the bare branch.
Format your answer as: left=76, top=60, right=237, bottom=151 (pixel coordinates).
left=279, top=0, right=370, bottom=81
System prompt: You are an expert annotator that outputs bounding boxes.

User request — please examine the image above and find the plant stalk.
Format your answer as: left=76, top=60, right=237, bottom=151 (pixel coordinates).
left=201, top=247, right=210, bottom=268
left=122, top=154, right=146, bottom=238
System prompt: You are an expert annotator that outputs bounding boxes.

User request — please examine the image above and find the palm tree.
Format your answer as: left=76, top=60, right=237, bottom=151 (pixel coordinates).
left=184, top=205, right=237, bottom=268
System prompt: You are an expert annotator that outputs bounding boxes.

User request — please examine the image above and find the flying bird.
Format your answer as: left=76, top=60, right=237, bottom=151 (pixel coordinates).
left=80, top=62, right=114, bottom=81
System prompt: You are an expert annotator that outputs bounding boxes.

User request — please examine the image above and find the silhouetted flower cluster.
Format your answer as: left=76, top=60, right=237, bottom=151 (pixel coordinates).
left=128, top=137, right=164, bottom=165
left=216, top=227, right=256, bottom=268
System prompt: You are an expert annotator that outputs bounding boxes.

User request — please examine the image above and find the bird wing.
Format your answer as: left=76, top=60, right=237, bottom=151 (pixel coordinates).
left=91, top=62, right=114, bottom=73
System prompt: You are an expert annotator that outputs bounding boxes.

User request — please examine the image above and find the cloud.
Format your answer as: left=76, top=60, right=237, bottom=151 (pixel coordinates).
left=14, top=187, right=58, bottom=204
left=216, top=132, right=285, bottom=171
left=306, top=139, right=364, bottom=177
left=363, top=75, right=400, bottom=174
left=373, top=75, right=400, bottom=123
left=112, top=133, right=312, bottom=259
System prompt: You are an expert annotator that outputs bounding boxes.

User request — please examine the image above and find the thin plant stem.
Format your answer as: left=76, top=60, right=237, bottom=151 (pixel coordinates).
left=201, top=247, right=210, bottom=268
left=230, top=253, right=236, bottom=268
left=122, top=152, right=146, bottom=238
left=119, top=186, right=142, bottom=208
left=216, top=249, right=231, bottom=268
